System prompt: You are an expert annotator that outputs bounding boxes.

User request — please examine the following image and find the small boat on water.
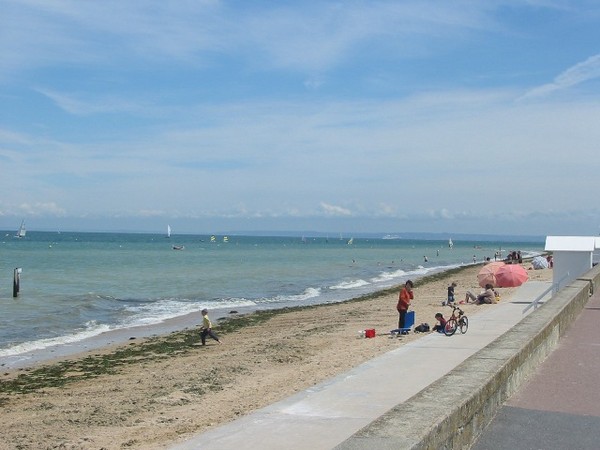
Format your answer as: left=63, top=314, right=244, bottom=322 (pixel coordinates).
left=172, top=245, right=185, bottom=251
left=15, top=220, right=26, bottom=238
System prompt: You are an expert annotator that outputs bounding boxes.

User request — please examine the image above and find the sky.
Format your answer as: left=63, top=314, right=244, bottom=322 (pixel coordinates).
left=1, top=0, right=600, bottom=237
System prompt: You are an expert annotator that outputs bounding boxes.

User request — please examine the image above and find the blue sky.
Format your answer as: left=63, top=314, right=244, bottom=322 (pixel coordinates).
left=1, top=0, right=600, bottom=237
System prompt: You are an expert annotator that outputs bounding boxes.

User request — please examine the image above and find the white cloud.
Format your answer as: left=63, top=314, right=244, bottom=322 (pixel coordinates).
left=1, top=1, right=500, bottom=78
left=521, top=54, right=600, bottom=99
left=1, top=0, right=226, bottom=75
left=4, top=88, right=599, bottom=226
left=320, top=202, right=352, bottom=217
left=137, top=209, right=168, bottom=218
left=34, top=88, right=148, bottom=116
left=0, top=129, right=33, bottom=146
left=17, top=202, right=66, bottom=216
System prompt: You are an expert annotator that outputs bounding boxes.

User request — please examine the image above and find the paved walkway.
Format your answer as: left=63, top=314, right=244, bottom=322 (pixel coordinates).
left=472, top=285, right=600, bottom=450
left=171, top=281, right=553, bottom=450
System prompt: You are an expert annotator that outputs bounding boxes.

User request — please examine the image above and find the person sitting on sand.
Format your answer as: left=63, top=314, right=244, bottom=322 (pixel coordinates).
left=464, top=284, right=496, bottom=304
left=432, top=313, right=447, bottom=333
left=200, top=309, right=222, bottom=345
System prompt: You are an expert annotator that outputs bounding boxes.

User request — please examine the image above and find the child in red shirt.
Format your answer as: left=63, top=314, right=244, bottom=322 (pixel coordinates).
left=432, top=312, right=447, bottom=333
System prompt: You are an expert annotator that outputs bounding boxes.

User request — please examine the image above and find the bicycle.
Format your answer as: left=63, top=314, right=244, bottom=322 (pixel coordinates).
left=444, top=304, right=468, bottom=336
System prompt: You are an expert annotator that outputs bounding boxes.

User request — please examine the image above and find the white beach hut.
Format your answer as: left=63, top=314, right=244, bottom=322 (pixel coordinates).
left=544, top=236, right=600, bottom=288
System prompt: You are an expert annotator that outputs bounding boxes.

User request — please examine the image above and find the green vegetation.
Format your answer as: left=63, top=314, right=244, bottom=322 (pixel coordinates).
left=0, top=331, right=197, bottom=395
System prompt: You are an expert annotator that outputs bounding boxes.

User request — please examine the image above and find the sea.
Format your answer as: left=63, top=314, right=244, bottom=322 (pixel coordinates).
left=0, top=231, right=544, bottom=366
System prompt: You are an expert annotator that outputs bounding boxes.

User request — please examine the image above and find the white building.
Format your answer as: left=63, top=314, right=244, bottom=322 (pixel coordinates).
left=545, top=236, right=600, bottom=287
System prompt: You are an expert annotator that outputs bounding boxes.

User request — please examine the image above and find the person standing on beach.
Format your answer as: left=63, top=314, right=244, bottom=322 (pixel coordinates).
left=200, top=309, right=222, bottom=346
left=397, top=280, right=414, bottom=329
left=447, top=282, right=457, bottom=305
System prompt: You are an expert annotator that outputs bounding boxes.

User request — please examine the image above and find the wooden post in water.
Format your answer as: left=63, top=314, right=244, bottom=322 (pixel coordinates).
left=13, top=267, right=21, bottom=298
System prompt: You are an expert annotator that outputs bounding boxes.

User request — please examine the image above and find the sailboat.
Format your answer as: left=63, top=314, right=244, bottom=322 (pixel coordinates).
left=15, top=220, right=26, bottom=238
left=347, top=237, right=354, bottom=245
left=448, top=238, right=453, bottom=249
left=166, top=225, right=171, bottom=238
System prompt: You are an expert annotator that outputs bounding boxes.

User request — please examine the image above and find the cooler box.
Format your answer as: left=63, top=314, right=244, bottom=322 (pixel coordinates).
left=364, top=328, right=376, bottom=338
left=403, top=311, right=415, bottom=331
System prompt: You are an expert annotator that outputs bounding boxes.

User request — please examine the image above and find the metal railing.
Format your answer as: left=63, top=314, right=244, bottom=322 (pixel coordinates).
left=522, top=272, right=570, bottom=314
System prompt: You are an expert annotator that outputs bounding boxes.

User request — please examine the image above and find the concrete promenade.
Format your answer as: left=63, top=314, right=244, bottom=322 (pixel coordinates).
left=472, top=279, right=600, bottom=450
left=336, top=266, right=599, bottom=449
left=171, top=281, right=556, bottom=450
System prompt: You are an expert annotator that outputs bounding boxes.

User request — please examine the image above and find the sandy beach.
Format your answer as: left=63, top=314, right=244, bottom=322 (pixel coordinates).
left=0, top=262, right=552, bottom=449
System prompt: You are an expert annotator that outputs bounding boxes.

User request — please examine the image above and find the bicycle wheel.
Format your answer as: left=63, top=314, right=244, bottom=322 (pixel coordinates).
left=459, top=316, right=469, bottom=334
left=444, top=318, right=458, bottom=336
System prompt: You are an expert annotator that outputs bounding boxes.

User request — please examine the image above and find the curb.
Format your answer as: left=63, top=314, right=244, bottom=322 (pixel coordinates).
left=336, top=264, right=600, bottom=450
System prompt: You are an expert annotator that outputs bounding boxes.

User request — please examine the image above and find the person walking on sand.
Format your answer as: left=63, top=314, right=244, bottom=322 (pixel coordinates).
left=397, top=280, right=414, bottom=329
left=200, top=309, right=222, bottom=345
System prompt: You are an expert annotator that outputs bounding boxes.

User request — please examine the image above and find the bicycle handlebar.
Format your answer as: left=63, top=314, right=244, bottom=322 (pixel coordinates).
left=447, top=304, right=464, bottom=315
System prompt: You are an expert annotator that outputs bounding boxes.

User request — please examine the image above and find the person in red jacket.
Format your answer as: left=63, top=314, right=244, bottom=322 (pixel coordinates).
left=397, top=280, right=414, bottom=329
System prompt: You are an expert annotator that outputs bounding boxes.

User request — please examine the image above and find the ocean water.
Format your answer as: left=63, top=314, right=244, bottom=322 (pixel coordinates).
left=0, top=231, right=543, bottom=359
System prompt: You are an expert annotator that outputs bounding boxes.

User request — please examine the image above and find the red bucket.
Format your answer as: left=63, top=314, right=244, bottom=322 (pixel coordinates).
left=364, top=329, right=376, bottom=338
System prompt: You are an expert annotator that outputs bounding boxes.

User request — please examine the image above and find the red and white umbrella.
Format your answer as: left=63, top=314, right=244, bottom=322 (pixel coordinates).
left=495, top=264, right=529, bottom=288
left=477, top=261, right=505, bottom=288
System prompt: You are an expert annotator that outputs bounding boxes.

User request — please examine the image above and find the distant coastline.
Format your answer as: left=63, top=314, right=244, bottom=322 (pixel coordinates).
left=1, top=228, right=546, bottom=243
